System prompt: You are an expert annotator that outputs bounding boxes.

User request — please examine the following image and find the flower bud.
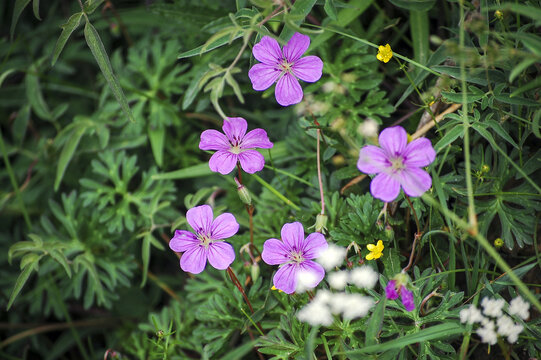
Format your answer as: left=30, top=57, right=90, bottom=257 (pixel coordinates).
left=494, top=238, right=504, bottom=248
left=315, top=213, right=328, bottom=233
left=251, top=262, right=260, bottom=282
left=235, top=177, right=252, bottom=205
left=481, top=164, right=490, bottom=173
left=495, top=10, right=503, bottom=19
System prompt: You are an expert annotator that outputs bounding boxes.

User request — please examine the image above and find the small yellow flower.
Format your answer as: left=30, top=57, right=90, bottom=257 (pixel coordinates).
left=377, top=44, right=393, bottom=63
left=494, top=238, right=504, bottom=248
left=495, top=10, right=503, bottom=20
left=271, top=285, right=283, bottom=293
left=366, top=240, right=384, bottom=260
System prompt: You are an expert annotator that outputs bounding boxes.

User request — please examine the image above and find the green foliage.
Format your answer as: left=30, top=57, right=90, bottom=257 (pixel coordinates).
left=1, top=0, right=540, bottom=359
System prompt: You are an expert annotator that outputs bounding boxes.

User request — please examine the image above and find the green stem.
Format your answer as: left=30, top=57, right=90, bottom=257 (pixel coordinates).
left=0, top=129, right=31, bottom=229
left=459, top=0, right=478, bottom=230
left=250, top=173, right=301, bottom=211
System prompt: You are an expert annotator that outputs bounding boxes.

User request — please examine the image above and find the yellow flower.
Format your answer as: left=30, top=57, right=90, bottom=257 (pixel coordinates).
left=376, top=44, right=393, bottom=63
left=271, top=285, right=283, bottom=293
left=366, top=240, right=384, bottom=260
left=495, top=10, right=503, bottom=20
left=494, top=238, right=504, bottom=248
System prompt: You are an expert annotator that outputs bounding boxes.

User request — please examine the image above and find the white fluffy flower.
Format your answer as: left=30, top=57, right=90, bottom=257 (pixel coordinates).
left=316, top=244, right=347, bottom=270
left=459, top=305, right=485, bottom=324
left=349, top=266, right=379, bottom=289
left=508, top=296, right=530, bottom=320
left=357, top=118, right=379, bottom=138
left=497, top=315, right=524, bottom=344
left=297, top=299, right=334, bottom=326
left=476, top=319, right=498, bottom=345
left=340, top=294, right=374, bottom=320
left=328, top=271, right=349, bottom=290
left=481, top=297, right=506, bottom=318
left=295, top=269, right=319, bottom=293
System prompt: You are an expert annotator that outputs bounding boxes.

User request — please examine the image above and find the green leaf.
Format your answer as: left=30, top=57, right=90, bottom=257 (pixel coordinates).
left=347, top=323, right=464, bottom=355
left=441, top=91, right=484, bottom=103
left=224, top=72, right=244, bottom=104
left=32, top=0, right=40, bottom=20
left=10, top=0, right=31, bottom=38
left=495, top=94, right=541, bottom=107
left=49, top=249, right=72, bottom=278
left=388, top=0, right=435, bottom=11
left=26, top=64, right=52, bottom=121
left=509, top=58, right=537, bottom=83
left=141, top=233, right=151, bottom=287
left=432, top=65, right=505, bottom=86
left=280, top=0, right=318, bottom=40
left=7, top=261, right=37, bottom=310
left=54, top=123, right=88, bottom=191
left=178, top=32, right=243, bottom=59
left=510, top=77, right=541, bottom=98
left=148, top=125, right=165, bottom=167
left=51, top=12, right=83, bottom=66
left=152, top=162, right=212, bottom=180
left=434, top=125, right=463, bottom=153
left=222, top=340, right=259, bottom=360
left=486, top=3, right=541, bottom=23
left=365, top=298, right=385, bottom=346
left=324, top=0, right=338, bottom=20
left=409, top=10, right=429, bottom=65
left=485, top=119, right=518, bottom=149
left=0, top=69, right=16, bottom=87
left=532, top=110, right=541, bottom=139
left=83, top=0, right=105, bottom=14
left=83, top=20, right=134, bottom=122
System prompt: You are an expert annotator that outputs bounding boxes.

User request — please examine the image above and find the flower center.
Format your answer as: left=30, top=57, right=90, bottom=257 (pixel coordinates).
left=280, top=59, right=293, bottom=73
left=390, top=156, right=405, bottom=172
left=198, top=233, right=212, bottom=248
left=230, top=145, right=242, bottom=154
left=290, top=250, right=304, bottom=264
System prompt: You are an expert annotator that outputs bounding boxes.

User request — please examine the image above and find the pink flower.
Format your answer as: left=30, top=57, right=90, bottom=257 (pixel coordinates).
left=261, top=222, right=328, bottom=294
left=248, top=32, right=323, bottom=106
left=169, top=205, right=239, bottom=274
left=199, top=117, right=273, bottom=175
left=357, top=126, right=436, bottom=202
left=385, top=279, right=415, bottom=312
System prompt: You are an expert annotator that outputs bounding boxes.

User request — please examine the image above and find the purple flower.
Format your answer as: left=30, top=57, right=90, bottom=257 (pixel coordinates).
left=357, top=126, right=435, bottom=202
left=262, top=222, right=328, bottom=294
left=248, top=32, right=323, bottom=106
left=385, top=279, right=415, bottom=312
left=169, top=205, right=239, bottom=274
left=199, top=117, right=273, bottom=175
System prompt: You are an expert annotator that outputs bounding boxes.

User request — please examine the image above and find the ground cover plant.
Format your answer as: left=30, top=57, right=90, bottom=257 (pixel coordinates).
left=1, top=0, right=540, bottom=359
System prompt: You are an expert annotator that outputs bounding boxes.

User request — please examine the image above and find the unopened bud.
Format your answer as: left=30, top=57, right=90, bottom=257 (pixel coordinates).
left=315, top=213, right=328, bottom=233
left=235, top=177, right=252, bottom=205
left=251, top=262, right=260, bottom=282
left=495, top=10, right=503, bottom=19
left=385, top=225, right=394, bottom=239
left=494, top=238, right=504, bottom=248
left=481, top=164, right=490, bottom=173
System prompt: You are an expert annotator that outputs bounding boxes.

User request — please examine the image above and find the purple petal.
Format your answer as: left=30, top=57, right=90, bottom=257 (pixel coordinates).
left=186, top=205, right=214, bottom=234
left=399, top=167, right=432, bottom=197
left=169, top=230, right=199, bottom=252
left=275, top=73, right=303, bottom=106
left=248, top=63, right=281, bottom=91
left=403, top=138, right=436, bottom=167
left=238, top=150, right=265, bottom=174
left=199, top=129, right=230, bottom=151
left=357, top=145, right=391, bottom=174
left=262, top=238, right=290, bottom=265
left=241, top=129, right=273, bottom=149
left=252, top=36, right=283, bottom=65
left=281, top=222, right=304, bottom=252
left=180, top=246, right=207, bottom=274
left=302, top=232, right=328, bottom=259
left=208, top=150, right=238, bottom=175
left=207, top=242, right=235, bottom=270
left=223, top=117, right=247, bottom=142
left=401, top=286, right=415, bottom=311
left=370, top=172, right=401, bottom=202
left=211, top=213, right=239, bottom=240
left=273, top=263, right=298, bottom=294
left=292, top=56, right=323, bottom=83
left=385, top=280, right=399, bottom=300
left=298, top=260, right=325, bottom=288
left=379, top=126, right=407, bottom=157
left=283, top=32, right=310, bottom=63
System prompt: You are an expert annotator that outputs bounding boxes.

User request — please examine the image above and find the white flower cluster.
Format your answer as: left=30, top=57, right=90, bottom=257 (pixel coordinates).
left=297, top=249, right=379, bottom=327
left=459, top=296, right=530, bottom=345
left=297, top=289, right=375, bottom=326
